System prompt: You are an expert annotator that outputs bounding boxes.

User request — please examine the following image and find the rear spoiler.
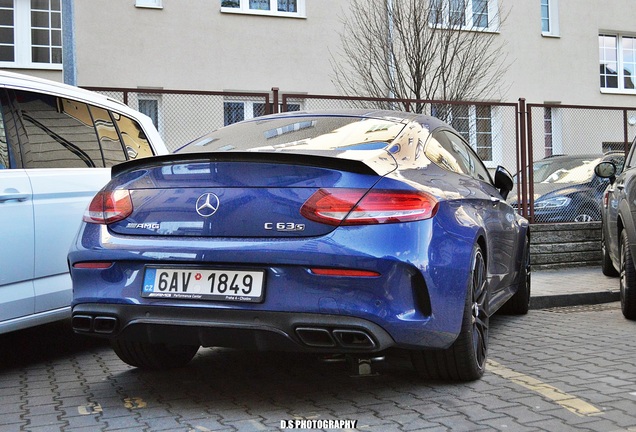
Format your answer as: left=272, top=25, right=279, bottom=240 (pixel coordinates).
left=112, top=151, right=392, bottom=178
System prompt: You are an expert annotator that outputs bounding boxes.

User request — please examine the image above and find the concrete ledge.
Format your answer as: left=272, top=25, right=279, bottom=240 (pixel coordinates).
left=531, top=222, right=601, bottom=270
left=530, top=291, right=620, bottom=309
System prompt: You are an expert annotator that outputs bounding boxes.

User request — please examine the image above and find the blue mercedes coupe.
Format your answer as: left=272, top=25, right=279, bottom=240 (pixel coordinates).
left=69, top=110, right=530, bottom=381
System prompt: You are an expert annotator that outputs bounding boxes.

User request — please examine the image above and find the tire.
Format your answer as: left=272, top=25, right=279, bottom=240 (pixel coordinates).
left=499, top=238, right=531, bottom=315
left=619, top=230, right=636, bottom=320
left=111, top=339, right=200, bottom=370
left=411, top=245, right=489, bottom=381
left=601, top=228, right=619, bottom=277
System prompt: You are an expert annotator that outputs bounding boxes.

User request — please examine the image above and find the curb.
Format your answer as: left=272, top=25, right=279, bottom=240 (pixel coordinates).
left=529, top=291, right=620, bottom=310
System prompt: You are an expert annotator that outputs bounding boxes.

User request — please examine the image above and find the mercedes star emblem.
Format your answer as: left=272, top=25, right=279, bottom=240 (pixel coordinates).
left=195, top=192, right=220, bottom=217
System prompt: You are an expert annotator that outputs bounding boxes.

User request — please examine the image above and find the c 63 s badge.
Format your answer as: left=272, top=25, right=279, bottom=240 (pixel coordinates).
left=264, top=222, right=305, bottom=232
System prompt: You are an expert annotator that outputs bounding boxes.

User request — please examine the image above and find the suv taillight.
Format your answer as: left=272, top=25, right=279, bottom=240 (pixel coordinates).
left=300, top=188, right=438, bottom=226
left=83, top=189, right=133, bottom=224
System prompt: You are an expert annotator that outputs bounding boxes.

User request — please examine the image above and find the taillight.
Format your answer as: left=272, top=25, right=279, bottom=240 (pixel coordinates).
left=83, top=189, right=133, bottom=224
left=300, top=188, right=438, bottom=226
left=603, top=190, right=610, bottom=209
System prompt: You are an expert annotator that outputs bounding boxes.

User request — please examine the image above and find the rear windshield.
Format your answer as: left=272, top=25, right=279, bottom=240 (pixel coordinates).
left=178, top=115, right=406, bottom=154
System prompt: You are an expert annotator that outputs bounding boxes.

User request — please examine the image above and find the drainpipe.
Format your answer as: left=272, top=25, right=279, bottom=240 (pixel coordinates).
left=62, top=0, right=76, bottom=85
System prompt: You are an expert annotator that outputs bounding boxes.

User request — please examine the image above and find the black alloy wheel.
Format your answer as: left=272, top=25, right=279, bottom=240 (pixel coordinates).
left=411, top=244, right=489, bottom=381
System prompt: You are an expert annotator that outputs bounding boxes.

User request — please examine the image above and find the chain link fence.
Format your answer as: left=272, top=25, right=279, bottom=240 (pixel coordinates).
left=86, top=86, right=636, bottom=224
left=521, top=104, right=636, bottom=223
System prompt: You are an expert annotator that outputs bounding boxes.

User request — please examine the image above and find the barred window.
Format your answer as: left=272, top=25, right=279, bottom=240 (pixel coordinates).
left=0, top=0, right=62, bottom=68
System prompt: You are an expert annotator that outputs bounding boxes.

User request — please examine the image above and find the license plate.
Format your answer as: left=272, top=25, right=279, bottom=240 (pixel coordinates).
left=142, top=267, right=265, bottom=302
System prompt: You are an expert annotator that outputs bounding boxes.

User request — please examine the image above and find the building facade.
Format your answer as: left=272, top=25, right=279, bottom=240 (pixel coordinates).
left=2, top=0, right=636, bottom=166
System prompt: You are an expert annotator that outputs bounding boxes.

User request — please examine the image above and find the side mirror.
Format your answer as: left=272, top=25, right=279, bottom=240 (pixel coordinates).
left=494, top=165, right=514, bottom=199
left=594, top=161, right=617, bottom=183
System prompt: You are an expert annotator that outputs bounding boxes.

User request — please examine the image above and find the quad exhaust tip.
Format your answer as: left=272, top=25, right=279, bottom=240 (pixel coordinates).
left=72, top=314, right=118, bottom=334
left=295, top=327, right=376, bottom=349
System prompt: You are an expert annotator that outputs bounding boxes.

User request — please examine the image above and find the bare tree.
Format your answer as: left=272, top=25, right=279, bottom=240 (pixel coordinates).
left=331, top=0, right=510, bottom=113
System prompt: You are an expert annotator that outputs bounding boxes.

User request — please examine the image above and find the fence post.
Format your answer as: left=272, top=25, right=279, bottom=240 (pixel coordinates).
left=624, top=109, right=630, bottom=156
left=518, top=98, right=531, bottom=222
left=271, top=87, right=279, bottom=114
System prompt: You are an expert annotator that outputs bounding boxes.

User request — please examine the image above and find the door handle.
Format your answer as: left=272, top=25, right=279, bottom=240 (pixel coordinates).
left=0, top=190, right=29, bottom=202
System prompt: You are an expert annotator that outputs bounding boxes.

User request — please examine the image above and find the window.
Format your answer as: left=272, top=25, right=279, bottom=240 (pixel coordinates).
left=425, top=131, right=490, bottom=182
left=90, top=106, right=126, bottom=167
left=12, top=89, right=155, bottom=168
left=221, top=0, right=306, bottom=18
left=544, top=107, right=553, bottom=157
left=541, top=0, right=559, bottom=36
left=0, top=0, right=62, bottom=69
left=17, top=90, right=104, bottom=168
left=223, top=100, right=301, bottom=126
left=135, top=0, right=162, bottom=8
left=113, top=113, right=154, bottom=160
left=433, top=104, right=493, bottom=163
left=600, top=33, right=636, bottom=92
left=138, top=97, right=160, bottom=131
left=429, top=0, right=498, bottom=31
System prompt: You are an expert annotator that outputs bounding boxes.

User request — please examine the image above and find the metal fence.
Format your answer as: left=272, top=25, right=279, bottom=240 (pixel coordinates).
left=86, top=86, right=636, bottom=224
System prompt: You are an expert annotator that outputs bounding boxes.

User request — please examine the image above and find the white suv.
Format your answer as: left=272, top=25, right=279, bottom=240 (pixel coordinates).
left=0, top=71, right=168, bottom=333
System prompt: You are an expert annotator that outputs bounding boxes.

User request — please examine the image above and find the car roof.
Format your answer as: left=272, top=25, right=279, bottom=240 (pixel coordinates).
left=248, top=109, right=450, bottom=132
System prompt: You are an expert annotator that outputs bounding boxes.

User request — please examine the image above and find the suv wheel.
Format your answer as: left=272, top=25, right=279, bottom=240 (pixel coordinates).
left=619, top=230, right=636, bottom=320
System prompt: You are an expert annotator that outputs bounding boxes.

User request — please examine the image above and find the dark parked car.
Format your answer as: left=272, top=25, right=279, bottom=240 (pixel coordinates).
left=69, top=110, right=530, bottom=382
left=510, top=153, right=624, bottom=223
left=595, top=143, right=636, bottom=320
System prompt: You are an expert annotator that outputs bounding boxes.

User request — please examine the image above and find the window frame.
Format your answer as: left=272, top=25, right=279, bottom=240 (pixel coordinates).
left=429, top=0, right=500, bottom=32
left=0, top=0, right=63, bottom=70
left=135, top=0, right=163, bottom=8
left=600, top=32, right=636, bottom=94
left=541, top=0, right=559, bottom=37
left=220, top=0, right=306, bottom=19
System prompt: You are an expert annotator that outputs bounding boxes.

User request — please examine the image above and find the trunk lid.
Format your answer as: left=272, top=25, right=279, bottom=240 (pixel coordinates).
left=107, top=152, right=396, bottom=238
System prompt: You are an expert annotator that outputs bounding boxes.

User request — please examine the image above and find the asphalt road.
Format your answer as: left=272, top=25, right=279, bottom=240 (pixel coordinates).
left=2, top=302, right=636, bottom=432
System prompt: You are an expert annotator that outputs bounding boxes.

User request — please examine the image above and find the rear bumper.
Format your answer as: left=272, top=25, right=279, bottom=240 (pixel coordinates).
left=72, top=303, right=396, bottom=353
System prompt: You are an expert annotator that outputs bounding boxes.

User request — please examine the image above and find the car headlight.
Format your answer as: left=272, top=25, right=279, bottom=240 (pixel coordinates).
left=534, top=196, right=572, bottom=209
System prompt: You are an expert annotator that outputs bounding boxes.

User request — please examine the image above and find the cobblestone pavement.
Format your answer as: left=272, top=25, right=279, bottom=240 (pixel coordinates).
left=2, top=302, right=636, bottom=432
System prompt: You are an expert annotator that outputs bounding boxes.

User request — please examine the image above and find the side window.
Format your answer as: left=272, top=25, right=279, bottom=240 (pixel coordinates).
left=113, top=113, right=154, bottom=159
left=90, top=106, right=127, bottom=167
left=424, top=132, right=469, bottom=175
left=444, top=131, right=492, bottom=182
left=15, top=90, right=104, bottom=168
